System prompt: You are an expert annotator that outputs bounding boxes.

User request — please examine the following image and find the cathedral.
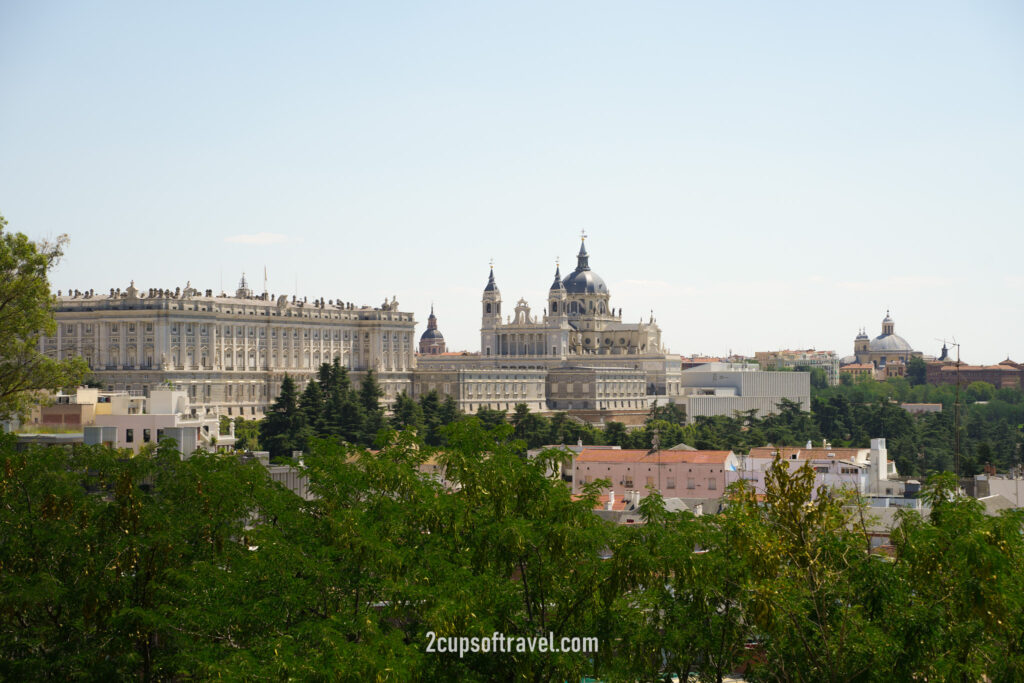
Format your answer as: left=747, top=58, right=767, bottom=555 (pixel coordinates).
left=480, top=237, right=662, bottom=359
left=842, top=311, right=922, bottom=378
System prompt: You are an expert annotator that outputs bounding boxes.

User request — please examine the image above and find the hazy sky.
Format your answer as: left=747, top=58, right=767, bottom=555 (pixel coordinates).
left=2, top=2, right=1022, bottom=363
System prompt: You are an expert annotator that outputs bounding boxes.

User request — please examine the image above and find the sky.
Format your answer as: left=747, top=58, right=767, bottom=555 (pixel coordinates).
left=2, top=1, right=1022, bottom=364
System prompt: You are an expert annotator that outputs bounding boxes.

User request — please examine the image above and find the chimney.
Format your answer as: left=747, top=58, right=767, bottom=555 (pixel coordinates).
left=605, top=490, right=615, bottom=511
left=632, top=490, right=641, bottom=508
left=694, top=503, right=703, bottom=517
left=869, top=438, right=889, bottom=492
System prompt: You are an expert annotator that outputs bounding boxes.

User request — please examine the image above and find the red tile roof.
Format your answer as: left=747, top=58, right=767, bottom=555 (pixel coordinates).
left=748, top=446, right=865, bottom=461
left=576, top=448, right=733, bottom=464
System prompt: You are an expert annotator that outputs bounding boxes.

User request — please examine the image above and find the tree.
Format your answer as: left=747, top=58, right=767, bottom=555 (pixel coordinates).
left=390, top=390, right=423, bottom=432
left=358, top=370, right=385, bottom=445
left=965, top=381, right=996, bottom=404
left=298, top=378, right=325, bottom=434
left=907, top=356, right=928, bottom=385
left=0, top=215, right=88, bottom=419
left=232, top=417, right=261, bottom=451
left=259, top=374, right=308, bottom=460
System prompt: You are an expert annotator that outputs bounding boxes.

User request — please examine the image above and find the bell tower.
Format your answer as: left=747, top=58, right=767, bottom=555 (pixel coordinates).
left=547, top=262, right=567, bottom=320
left=480, top=264, right=502, bottom=356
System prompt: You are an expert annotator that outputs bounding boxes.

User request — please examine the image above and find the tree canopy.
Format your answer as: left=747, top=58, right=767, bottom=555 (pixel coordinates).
left=0, top=214, right=88, bottom=419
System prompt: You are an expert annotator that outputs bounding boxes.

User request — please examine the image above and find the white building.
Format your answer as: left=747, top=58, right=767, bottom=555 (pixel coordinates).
left=680, top=362, right=810, bottom=422
left=736, top=438, right=899, bottom=498
left=83, top=386, right=233, bottom=456
left=43, top=277, right=416, bottom=417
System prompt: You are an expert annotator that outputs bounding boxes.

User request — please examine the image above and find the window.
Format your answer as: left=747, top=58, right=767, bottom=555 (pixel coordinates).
left=143, top=429, right=151, bottom=443
left=667, top=477, right=676, bottom=489
left=708, top=478, right=717, bottom=490
left=687, top=478, right=696, bottom=489
left=623, top=477, right=633, bottom=488
left=125, top=429, right=134, bottom=444
left=814, top=466, right=829, bottom=473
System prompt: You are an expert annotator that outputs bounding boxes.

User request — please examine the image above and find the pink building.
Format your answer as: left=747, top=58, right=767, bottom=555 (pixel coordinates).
left=573, top=448, right=739, bottom=499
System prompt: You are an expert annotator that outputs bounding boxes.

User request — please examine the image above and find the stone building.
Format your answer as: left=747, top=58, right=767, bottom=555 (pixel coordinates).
left=754, top=349, right=839, bottom=385
left=481, top=237, right=662, bottom=359
left=42, top=277, right=416, bottom=417
left=843, top=311, right=922, bottom=377
left=415, top=237, right=685, bottom=417
left=411, top=366, right=547, bottom=413
left=418, top=306, right=447, bottom=355
left=545, top=366, right=648, bottom=411
left=926, top=358, right=1023, bottom=389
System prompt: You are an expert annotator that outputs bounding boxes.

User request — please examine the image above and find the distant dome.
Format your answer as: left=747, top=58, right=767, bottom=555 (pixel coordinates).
left=869, top=334, right=913, bottom=353
left=420, top=328, right=444, bottom=341
left=563, top=269, right=608, bottom=294
left=562, top=239, right=608, bottom=294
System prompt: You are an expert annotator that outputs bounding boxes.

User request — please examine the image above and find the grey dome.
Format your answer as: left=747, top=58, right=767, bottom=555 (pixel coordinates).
left=869, top=334, right=913, bottom=352
left=420, top=328, right=444, bottom=341
left=563, top=269, right=608, bottom=294
left=562, top=239, right=608, bottom=294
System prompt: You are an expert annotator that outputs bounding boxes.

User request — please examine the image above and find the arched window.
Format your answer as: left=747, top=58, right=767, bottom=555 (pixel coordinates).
left=551, top=302, right=557, bottom=313
left=486, top=303, right=491, bottom=313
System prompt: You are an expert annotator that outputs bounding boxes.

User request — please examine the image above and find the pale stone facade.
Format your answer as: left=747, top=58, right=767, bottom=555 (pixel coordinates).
left=545, top=366, right=648, bottom=411
left=845, top=311, right=922, bottom=376
left=411, top=367, right=547, bottom=413
left=481, top=238, right=662, bottom=360
left=43, top=277, right=416, bottom=417
left=754, top=349, right=840, bottom=385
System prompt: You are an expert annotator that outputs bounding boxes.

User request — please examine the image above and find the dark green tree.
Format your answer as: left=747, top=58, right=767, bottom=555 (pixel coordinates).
left=390, top=390, right=423, bottom=432
left=298, top=378, right=325, bottom=434
left=259, top=374, right=308, bottom=460
left=358, top=370, right=385, bottom=445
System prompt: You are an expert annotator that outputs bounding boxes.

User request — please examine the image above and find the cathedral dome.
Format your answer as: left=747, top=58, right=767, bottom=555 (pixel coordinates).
left=869, top=334, right=913, bottom=353
left=562, top=239, right=608, bottom=294
left=420, top=327, right=444, bottom=341
left=563, top=269, right=608, bottom=294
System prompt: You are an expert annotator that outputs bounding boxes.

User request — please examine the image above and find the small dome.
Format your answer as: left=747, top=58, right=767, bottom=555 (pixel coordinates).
left=420, top=328, right=444, bottom=341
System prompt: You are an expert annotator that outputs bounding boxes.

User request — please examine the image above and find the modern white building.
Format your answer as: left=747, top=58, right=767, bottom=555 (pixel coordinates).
left=679, top=362, right=810, bottom=422
left=83, top=386, right=234, bottom=456
left=42, top=277, right=416, bottom=417
left=735, top=438, right=899, bottom=498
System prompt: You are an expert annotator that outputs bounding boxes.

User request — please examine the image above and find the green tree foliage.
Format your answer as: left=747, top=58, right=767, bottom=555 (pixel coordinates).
left=390, top=390, right=423, bottom=432
left=0, top=215, right=88, bottom=419
left=232, top=416, right=261, bottom=451
left=4, top=426, right=1024, bottom=680
left=258, top=374, right=308, bottom=460
left=907, top=356, right=928, bottom=385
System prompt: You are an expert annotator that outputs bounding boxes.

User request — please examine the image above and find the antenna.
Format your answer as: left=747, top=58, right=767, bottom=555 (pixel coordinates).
left=937, top=337, right=962, bottom=480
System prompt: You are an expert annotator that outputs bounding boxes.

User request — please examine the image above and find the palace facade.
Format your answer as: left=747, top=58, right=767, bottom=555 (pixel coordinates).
left=42, top=277, right=416, bottom=417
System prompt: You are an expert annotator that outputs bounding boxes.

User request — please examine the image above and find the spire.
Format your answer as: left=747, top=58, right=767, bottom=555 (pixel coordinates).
left=550, top=261, right=565, bottom=290
left=484, top=263, right=499, bottom=293
left=575, top=232, right=590, bottom=272
left=426, top=305, right=438, bottom=330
